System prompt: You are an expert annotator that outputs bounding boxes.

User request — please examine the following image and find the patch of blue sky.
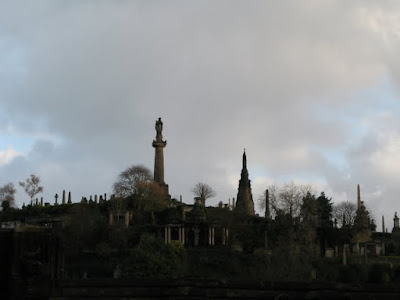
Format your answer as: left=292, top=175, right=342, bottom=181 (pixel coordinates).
left=311, top=145, right=348, bottom=171
left=0, top=132, right=34, bottom=154
left=0, top=131, right=65, bottom=157
left=313, top=76, right=399, bottom=147
left=314, top=75, right=398, bottom=116
left=250, top=166, right=271, bottom=179
left=0, top=110, right=64, bottom=154
left=355, top=76, right=400, bottom=113
left=273, top=173, right=327, bottom=185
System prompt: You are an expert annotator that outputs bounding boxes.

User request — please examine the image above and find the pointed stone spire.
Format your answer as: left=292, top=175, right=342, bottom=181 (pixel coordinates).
left=357, top=184, right=361, bottom=210
left=235, top=150, right=255, bottom=216
left=68, top=191, right=72, bottom=204
left=243, top=149, right=247, bottom=170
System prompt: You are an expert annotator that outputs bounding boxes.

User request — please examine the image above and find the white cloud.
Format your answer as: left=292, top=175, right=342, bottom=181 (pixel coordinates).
left=0, top=1, right=400, bottom=232
left=0, top=147, right=23, bottom=166
left=369, top=131, right=400, bottom=178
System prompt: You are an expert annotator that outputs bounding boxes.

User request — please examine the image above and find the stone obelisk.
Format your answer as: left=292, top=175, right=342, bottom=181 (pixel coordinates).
left=382, top=215, right=385, bottom=233
left=357, top=184, right=361, bottom=210
left=152, top=118, right=169, bottom=195
left=265, top=189, right=270, bottom=220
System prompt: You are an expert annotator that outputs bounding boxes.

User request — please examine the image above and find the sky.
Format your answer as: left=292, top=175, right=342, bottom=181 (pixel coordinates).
left=1, top=1, right=400, bottom=231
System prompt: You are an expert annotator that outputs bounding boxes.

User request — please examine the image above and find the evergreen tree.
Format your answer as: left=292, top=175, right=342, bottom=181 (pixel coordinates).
left=316, top=192, right=333, bottom=255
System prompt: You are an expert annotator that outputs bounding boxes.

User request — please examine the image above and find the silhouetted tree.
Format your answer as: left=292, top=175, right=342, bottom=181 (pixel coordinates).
left=316, top=192, right=333, bottom=255
left=113, top=165, right=167, bottom=222
left=316, top=192, right=333, bottom=228
left=333, top=201, right=356, bottom=227
left=192, top=182, right=216, bottom=206
left=259, top=182, right=313, bottom=218
left=299, top=192, right=318, bottom=253
left=113, top=165, right=153, bottom=198
left=0, top=182, right=16, bottom=209
left=293, top=191, right=334, bottom=256
left=19, top=175, right=43, bottom=205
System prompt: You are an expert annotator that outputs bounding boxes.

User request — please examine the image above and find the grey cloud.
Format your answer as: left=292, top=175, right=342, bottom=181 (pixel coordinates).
left=0, top=1, right=399, bottom=228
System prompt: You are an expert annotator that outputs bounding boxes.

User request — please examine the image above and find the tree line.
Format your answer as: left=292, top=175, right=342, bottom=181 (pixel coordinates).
left=0, top=174, right=44, bottom=211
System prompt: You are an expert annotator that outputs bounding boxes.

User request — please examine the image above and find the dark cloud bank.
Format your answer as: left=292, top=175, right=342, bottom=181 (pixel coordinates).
left=1, top=1, right=400, bottom=230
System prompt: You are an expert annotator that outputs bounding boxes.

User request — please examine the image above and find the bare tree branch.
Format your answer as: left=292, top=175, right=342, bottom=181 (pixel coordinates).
left=192, top=182, right=216, bottom=206
left=19, top=174, right=43, bottom=203
left=333, top=201, right=357, bottom=227
left=113, top=165, right=153, bottom=198
left=258, top=182, right=314, bottom=218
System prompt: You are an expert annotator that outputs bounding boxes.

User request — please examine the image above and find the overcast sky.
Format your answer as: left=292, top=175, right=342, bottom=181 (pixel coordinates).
left=1, top=1, right=400, bottom=230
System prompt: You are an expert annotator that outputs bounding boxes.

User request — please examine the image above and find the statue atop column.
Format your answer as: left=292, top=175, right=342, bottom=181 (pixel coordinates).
left=152, top=118, right=169, bottom=196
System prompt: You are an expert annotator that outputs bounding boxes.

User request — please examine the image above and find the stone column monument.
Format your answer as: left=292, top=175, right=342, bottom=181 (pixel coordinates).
left=152, top=118, right=169, bottom=196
